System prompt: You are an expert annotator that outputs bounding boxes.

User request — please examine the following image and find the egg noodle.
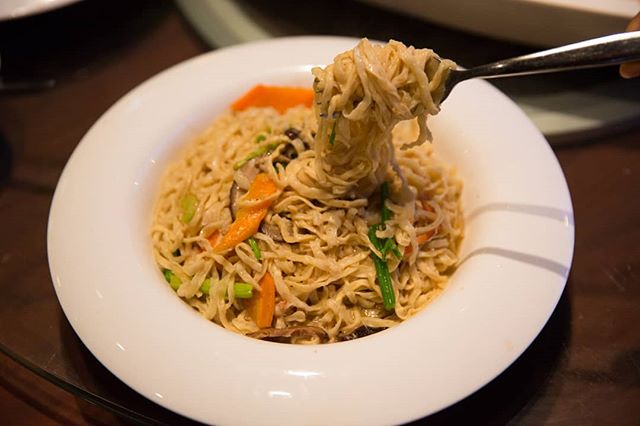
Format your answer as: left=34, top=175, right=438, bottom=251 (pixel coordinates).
left=151, top=39, right=463, bottom=343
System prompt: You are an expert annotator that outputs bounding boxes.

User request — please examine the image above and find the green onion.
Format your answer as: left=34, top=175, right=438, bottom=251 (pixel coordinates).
left=200, top=278, right=211, bottom=295
left=368, top=224, right=395, bottom=309
left=368, top=224, right=382, bottom=251
left=233, top=282, right=254, bottom=299
left=162, top=268, right=181, bottom=291
left=382, top=238, right=402, bottom=260
left=179, top=193, right=198, bottom=223
left=233, top=143, right=280, bottom=170
left=247, top=237, right=261, bottom=260
left=223, top=282, right=255, bottom=300
left=369, top=224, right=401, bottom=260
left=329, top=119, right=337, bottom=146
left=255, top=134, right=267, bottom=143
left=371, top=254, right=395, bottom=310
left=367, top=182, right=401, bottom=310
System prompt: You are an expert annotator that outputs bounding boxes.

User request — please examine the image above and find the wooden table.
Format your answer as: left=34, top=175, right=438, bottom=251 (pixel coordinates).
left=1, top=1, right=638, bottom=424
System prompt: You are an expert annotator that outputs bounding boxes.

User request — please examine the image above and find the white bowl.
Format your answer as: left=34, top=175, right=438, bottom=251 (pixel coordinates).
left=48, top=36, right=574, bottom=425
left=0, top=0, right=80, bottom=21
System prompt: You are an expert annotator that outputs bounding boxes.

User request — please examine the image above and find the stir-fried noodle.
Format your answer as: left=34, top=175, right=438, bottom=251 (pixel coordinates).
left=151, top=39, right=463, bottom=343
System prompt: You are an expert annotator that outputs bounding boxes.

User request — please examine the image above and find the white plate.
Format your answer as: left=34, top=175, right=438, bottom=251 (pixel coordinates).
left=0, top=0, right=80, bottom=21
left=47, top=36, right=574, bottom=425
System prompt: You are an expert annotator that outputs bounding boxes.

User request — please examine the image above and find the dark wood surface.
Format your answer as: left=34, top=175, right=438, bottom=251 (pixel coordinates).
left=0, top=1, right=638, bottom=425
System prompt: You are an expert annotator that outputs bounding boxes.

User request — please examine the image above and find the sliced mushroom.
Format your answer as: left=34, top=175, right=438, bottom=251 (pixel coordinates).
left=248, top=326, right=329, bottom=343
left=260, top=221, right=283, bottom=242
left=235, top=158, right=261, bottom=190
left=338, top=326, right=385, bottom=342
left=229, top=158, right=261, bottom=220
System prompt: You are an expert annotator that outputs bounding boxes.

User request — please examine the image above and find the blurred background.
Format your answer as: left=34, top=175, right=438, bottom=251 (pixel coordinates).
left=1, top=0, right=638, bottom=145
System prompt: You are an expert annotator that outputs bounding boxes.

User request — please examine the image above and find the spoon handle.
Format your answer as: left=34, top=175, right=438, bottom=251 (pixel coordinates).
left=463, top=31, right=640, bottom=80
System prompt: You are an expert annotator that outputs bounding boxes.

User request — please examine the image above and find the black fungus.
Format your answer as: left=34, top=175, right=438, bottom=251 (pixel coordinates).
left=338, top=326, right=385, bottom=341
left=280, top=143, right=298, bottom=161
left=248, top=326, right=329, bottom=343
left=284, top=128, right=300, bottom=140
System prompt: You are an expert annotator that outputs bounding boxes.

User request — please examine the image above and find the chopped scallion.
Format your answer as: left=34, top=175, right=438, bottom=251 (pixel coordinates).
left=223, top=282, right=255, bottom=300
left=234, top=282, right=254, bottom=299
left=200, top=278, right=211, bottom=295
left=179, top=193, right=198, bottom=223
left=248, top=237, right=261, bottom=260
left=233, top=142, right=280, bottom=170
left=255, top=134, right=267, bottom=143
left=162, top=268, right=181, bottom=291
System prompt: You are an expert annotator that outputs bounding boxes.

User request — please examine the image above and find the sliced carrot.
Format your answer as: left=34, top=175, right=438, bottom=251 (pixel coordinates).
left=243, top=172, right=278, bottom=202
left=213, top=174, right=278, bottom=253
left=404, top=228, right=437, bottom=256
left=230, top=85, right=314, bottom=114
left=207, top=230, right=221, bottom=247
left=250, top=271, right=276, bottom=328
left=214, top=209, right=268, bottom=253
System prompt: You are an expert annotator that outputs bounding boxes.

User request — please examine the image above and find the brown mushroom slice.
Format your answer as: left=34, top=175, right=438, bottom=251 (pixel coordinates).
left=259, top=221, right=284, bottom=242
left=248, top=326, right=329, bottom=343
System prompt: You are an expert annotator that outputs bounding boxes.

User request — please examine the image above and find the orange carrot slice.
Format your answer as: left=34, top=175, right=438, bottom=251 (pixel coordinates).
left=207, top=230, right=221, bottom=247
left=213, top=174, right=278, bottom=253
left=230, top=85, right=314, bottom=114
left=250, top=272, right=276, bottom=328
